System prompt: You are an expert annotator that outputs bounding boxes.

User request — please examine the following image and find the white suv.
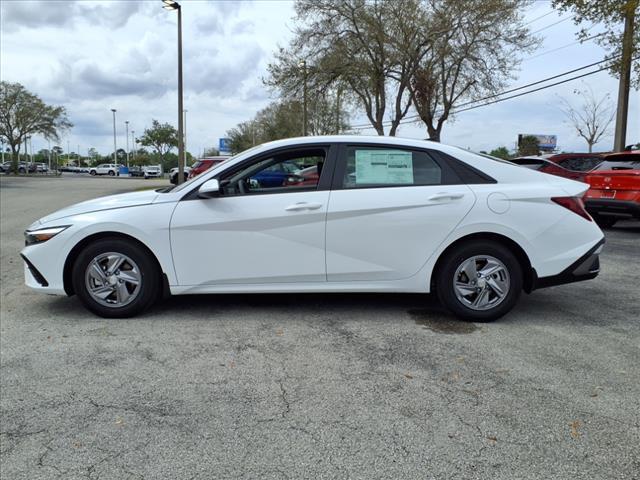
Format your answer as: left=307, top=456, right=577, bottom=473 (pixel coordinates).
left=89, top=164, right=120, bottom=176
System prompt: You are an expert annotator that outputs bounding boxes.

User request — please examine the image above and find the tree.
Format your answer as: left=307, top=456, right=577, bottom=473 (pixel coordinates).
left=517, top=135, right=540, bottom=156
left=560, top=86, right=615, bottom=152
left=226, top=98, right=351, bottom=154
left=138, top=120, right=178, bottom=166
left=489, top=146, right=512, bottom=159
left=410, top=0, right=538, bottom=141
left=266, top=0, right=432, bottom=135
left=552, top=0, right=639, bottom=87
left=203, top=147, right=219, bottom=157
left=0, top=82, right=72, bottom=173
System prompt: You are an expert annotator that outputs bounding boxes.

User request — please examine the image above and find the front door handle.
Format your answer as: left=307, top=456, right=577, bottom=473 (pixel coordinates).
left=427, top=193, right=464, bottom=202
left=285, top=202, right=323, bottom=211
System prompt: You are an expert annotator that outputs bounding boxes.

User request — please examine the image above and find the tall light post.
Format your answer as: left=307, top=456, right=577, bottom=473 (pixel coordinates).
left=111, top=109, right=117, bottom=163
left=125, top=120, right=130, bottom=168
left=299, top=60, right=308, bottom=136
left=131, top=130, right=136, bottom=161
left=183, top=109, right=187, bottom=164
left=163, top=0, right=185, bottom=184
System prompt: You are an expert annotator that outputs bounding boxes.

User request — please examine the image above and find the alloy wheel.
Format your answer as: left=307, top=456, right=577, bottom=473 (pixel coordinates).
left=453, top=255, right=510, bottom=311
left=84, top=252, right=142, bottom=307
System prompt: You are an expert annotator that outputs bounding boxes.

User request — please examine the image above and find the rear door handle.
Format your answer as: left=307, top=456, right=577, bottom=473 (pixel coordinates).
left=428, top=193, right=464, bottom=202
left=285, top=202, right=323, bottom=211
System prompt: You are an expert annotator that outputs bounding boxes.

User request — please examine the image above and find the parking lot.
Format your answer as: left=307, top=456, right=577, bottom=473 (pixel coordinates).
left=1, top=175, right=638, bottom=479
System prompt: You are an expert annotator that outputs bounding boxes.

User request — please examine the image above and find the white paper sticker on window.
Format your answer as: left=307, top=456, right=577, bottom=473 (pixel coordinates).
left=355, top=150, right=413, bottom=184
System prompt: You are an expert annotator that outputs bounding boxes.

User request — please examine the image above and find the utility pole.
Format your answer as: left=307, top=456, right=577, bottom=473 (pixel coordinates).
left=125, top=120, right=130, bottom=168
left=613, top=0, right=637, bottom=152
left=300, top=60, right=308, bottom=136
left=131, top=130, right=135, bottom=161
left=335, top=86, right=342, bottom=134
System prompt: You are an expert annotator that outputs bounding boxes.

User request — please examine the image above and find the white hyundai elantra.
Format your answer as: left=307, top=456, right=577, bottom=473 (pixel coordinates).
left=22, top=136, right=604, bottom=321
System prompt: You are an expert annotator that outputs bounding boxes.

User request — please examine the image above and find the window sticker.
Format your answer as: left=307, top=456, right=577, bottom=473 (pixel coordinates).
left=355, top=149, right=414, bottom=184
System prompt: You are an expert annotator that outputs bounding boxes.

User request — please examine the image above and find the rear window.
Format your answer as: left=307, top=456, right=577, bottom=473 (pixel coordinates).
left=509, top=158, right=546, bottom=170
left=192, top=161, right=203, bottom=168
left=596, top=154, right=640, bottom=171
left=554, top=156, right=602, bottom=171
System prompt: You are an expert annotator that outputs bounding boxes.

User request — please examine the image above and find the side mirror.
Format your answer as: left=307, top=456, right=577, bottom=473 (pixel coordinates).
left=198, top=179, right=220, bottom=198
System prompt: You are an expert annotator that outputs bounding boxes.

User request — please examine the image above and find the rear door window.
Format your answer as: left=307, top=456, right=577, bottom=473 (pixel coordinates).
left=339, top=147, right=448, bottom=189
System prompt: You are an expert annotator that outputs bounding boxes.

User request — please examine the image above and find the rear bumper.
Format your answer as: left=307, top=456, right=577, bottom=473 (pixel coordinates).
left=533, top=238, right=604, bottom=290
left=585, top=199, right=640, bottom=219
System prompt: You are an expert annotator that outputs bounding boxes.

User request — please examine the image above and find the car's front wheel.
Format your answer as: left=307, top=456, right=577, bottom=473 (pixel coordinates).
left=71, top=238, right=161, bottom=318
left=90, top=170, right=96, bottom=176
left=436, top=240, right=522, bottom=322
left=108, top=170, right=115, bottom=176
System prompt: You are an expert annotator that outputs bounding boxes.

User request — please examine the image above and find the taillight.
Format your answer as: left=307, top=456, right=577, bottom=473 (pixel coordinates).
left=551, top=196, right=592, bottom=221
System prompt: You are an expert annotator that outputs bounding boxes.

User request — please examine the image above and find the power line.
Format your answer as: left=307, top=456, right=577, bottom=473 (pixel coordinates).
left=530, top=15, right=574, bottom=35
left=349, top=57, right=618, bottom=129
left=523, top=9, right=556, bottom=26
left=524, top=31, right=603, bottom=62
left=353, top=57, right=633, bottom=131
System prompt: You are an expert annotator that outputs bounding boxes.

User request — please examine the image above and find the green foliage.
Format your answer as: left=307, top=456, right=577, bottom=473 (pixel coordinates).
left=552, top=0, right=639, bottom=87
left=138, top=119, right=178, bottom=162
left=0, top=82, right=72, bottom=173
left=517, top=136, right=540, bottom=156
left=489, top=146, right=512, bottom=159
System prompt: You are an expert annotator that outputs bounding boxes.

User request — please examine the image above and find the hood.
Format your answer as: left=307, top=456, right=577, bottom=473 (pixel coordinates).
left=38, top=189, right=160, bottom=224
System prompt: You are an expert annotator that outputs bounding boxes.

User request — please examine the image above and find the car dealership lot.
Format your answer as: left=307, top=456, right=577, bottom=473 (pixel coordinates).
left=1, top=176, right=638, bottom=479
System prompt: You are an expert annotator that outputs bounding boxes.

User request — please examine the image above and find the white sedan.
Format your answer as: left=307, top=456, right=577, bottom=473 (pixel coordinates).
left=21, top=136, right=604, bottom=320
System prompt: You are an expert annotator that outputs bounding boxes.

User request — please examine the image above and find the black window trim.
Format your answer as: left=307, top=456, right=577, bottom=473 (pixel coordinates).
left=181, top=143, right=338, bottom=201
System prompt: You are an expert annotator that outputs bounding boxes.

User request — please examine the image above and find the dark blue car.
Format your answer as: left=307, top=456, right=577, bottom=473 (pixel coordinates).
left=250, top=161, right=301, bottom=188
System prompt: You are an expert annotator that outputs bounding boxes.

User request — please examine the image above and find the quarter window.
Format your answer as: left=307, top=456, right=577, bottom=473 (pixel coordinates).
left=341, top=147, right=442, bottom=188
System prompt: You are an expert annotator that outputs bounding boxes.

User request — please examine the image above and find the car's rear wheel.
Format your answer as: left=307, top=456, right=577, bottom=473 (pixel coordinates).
left=90, top=170, right=96, bottom=176
left=436, top=240, right=522, bottom=322
left=72, top=238, right=160, bottom=318
left=108, top=170, right=115, bottom=176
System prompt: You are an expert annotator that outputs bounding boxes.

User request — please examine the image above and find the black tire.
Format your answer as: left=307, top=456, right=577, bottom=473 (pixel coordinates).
left=436, top=240, right=523, bottom=322
left=71, top=238, right=161, bottom=318
left=184, top=173, right=189, bottom=182
left=90, top=170, right=96, bottom=176
left=108, top=170, right=115, bottom=176
left=593, top=214, right=617, bottom=229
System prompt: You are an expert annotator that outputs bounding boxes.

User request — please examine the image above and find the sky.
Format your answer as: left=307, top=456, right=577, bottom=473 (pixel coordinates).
left=1, top=0, right=638, bottom=157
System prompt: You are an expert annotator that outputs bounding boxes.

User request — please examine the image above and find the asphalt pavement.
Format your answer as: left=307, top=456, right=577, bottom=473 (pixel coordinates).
left=1, top=175, right=639, bottom=479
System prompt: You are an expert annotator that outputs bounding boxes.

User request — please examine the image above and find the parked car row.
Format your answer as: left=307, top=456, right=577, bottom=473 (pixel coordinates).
left=1, top=162, right=50, bottom=174
left=509, top=150, right=640, bottom=228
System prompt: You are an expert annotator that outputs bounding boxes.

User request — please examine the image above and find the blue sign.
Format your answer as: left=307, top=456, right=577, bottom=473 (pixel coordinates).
left=219, top=138, right=230, bottom=152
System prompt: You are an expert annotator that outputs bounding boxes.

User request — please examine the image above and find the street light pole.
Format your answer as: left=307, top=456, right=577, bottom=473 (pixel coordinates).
left=163, top=0, right=185, bottom=184
left=131, top=130, right=135, bottom=161
left=111, top=109, right=117, bottom=163
left=183, top=109, right=187, bottom=164
left=125, top=120, right=130, bottom=168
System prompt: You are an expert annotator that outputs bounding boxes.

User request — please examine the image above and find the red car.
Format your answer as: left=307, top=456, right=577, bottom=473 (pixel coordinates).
left=187, top=156, right=228, bottom=179
left=510, top=156, right=587, bottom=181
left=282, top=165, right=320, bottom=187
left=543, top=153, right=603, bottom=173
left=583, top=151, right=640, bottom=228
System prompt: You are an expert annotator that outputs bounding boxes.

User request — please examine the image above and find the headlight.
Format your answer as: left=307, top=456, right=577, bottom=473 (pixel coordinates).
left=24, top=226, right=69, bottom=246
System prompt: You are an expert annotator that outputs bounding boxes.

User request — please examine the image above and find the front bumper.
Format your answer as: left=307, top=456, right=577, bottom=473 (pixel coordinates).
left=534, top=238, right=604, bottom=289
left=585, top=199, right=640, bottom=219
